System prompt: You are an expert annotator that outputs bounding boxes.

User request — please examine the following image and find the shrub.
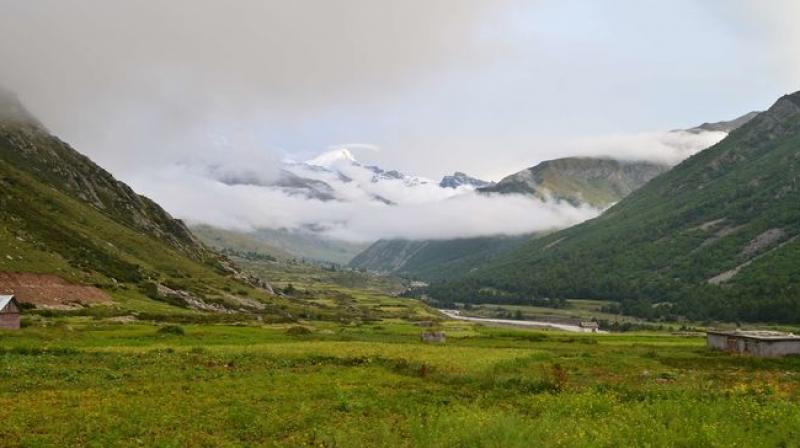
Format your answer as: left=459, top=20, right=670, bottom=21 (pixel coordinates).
left=1, top=346, right=79, bottom=356
left=137, top=312, right=269, bottom=324
left=550, top=363, right=568, bottom=392
left=286, top=326, right=312, bottom=336
left=139, top=281, right=161, bottom=299
left=157, top=325, right=185, bottom=336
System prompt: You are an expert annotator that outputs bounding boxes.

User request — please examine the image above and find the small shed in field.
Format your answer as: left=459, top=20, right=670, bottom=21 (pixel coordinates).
left=0, top=295, right=21, bottom=330
left=707, top=330, right=800, bottom=357
left=579, top=321, right=599, bottom=333
left=420, top=331, right=446, bottom=343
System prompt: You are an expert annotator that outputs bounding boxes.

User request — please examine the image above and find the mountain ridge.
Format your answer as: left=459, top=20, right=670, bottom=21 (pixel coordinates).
left=687, top=111, right=760, bottom=134
left=478, top=157, right=669, bottom=207
left=0, top=90, right=275, bottom=311
left=0, top=91, right=208, bottom=260
left=354, top=110, right=762, bottom=283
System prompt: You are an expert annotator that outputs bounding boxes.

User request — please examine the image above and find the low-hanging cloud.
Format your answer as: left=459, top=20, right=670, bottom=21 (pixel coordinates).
left=128, top=161, right=600, bottom=243
left=445, top=127, right=729, bottom=182
left=326, top=193, right=600, bottom=242
left=563, top=129, right=728, bottom=166
left=122, top=121, right=724, bottom=242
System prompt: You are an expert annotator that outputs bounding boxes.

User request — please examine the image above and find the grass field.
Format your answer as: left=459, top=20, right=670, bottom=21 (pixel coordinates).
left=3, top=315, right=800, bottom=447
left=239, top=258, right=406, bottom=295
left=456, top=299, right=638, bottom=323
left=2, top=259, right=799, bottom=447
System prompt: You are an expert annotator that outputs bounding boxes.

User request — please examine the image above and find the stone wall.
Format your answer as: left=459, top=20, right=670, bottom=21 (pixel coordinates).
left=0, top=312, right=20, bottom=330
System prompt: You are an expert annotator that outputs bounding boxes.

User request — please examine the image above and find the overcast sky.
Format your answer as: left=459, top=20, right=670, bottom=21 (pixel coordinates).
left=1, top=1, right=799, bottom=242
left=1, top=0, right=798, bottom=181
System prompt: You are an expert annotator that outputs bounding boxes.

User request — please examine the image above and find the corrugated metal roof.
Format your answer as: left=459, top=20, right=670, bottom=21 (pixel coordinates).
left=0, top=294, right=15, bottom=310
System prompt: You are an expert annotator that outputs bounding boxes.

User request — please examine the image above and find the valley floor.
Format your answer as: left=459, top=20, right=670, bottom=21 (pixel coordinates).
left=2, top=318, right=800, bottom=447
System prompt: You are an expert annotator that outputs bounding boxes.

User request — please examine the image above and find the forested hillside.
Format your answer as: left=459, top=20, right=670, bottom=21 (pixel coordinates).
left=349, top=235, right=532, bottom=281
left=426, top=91, right=800, bottom=322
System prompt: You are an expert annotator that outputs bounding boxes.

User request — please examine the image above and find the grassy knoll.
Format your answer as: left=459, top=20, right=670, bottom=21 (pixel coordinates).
left=2, top=317, right=800, bottom=447
left=240, top=258, right=406, bottom=295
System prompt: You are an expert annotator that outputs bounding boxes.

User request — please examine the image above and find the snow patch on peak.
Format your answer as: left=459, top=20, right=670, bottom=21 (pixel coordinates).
left=307, top=148, right=357, bottom=167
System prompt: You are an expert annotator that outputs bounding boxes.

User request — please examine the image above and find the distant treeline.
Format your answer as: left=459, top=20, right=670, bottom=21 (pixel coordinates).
left=415, top=276, right=800, bottom=323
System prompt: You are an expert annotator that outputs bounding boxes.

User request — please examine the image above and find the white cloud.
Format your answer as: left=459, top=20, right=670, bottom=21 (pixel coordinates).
left=128, top=156, right=601, bottom=243
left=324, top=193, right=600, bottom=242
left=563, top=129, right=727, bottom=166
left=125, top=127, right=727, bottom=243
left=431, top=128, right=729, bottom=182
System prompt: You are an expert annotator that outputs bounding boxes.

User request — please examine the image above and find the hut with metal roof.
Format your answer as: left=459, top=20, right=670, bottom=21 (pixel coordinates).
left=0, top=295, right=21, bottom=330
left=420, top=331, right=446, bottom=343
left=707, top=330, right=800, bottom=357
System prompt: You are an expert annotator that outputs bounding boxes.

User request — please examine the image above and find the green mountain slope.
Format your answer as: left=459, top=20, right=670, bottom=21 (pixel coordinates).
left=429, top=91, right=800, bottom=323
left=348, top=235, right=532, bottom=281
left=192, top=226, right=370, bottom=265
left=191, top=224, right=294, bottom=262
left=0, top=91, right=275, bottom=312
left=0, top=94, right=209, bottom=260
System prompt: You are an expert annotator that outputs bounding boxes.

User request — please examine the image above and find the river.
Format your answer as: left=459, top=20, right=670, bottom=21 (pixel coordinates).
left=438, top=309, right=605, bottom=333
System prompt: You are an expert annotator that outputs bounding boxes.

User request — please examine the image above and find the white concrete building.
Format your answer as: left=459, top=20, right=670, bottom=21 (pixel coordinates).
left=707, top=330, right=800, bottom=357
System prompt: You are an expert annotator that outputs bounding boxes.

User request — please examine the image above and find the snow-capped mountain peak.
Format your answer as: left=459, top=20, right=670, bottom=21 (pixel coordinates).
left=277, top=147, right=462, bottom=205
left=306, top=148, right=357, bottom=167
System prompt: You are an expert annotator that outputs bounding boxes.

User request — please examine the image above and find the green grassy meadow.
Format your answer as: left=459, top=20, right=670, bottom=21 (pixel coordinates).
left=3, top=314, right=800, bottom=447
left=456, top=299, right=641, bottom=323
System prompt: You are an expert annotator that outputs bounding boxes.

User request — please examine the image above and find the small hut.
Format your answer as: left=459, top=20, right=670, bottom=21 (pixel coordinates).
left=707, top=330, right=800, bottom=357
left=579, top=321, right=599, bottom=333
left=420, top=331, right=446, bottom=343
left=0, top=295, right=21, bottom=330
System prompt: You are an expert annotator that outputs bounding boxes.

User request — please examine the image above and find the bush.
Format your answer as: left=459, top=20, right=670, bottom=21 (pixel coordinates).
left=286, top=326, right=312, bottom=336
left=157, top=325, right=185, bottom=336
left=31, top=306, right=128, bottom=319
left=550, top=363, right=568, bottom=392
left=139, top=281, right=161, bottom=300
